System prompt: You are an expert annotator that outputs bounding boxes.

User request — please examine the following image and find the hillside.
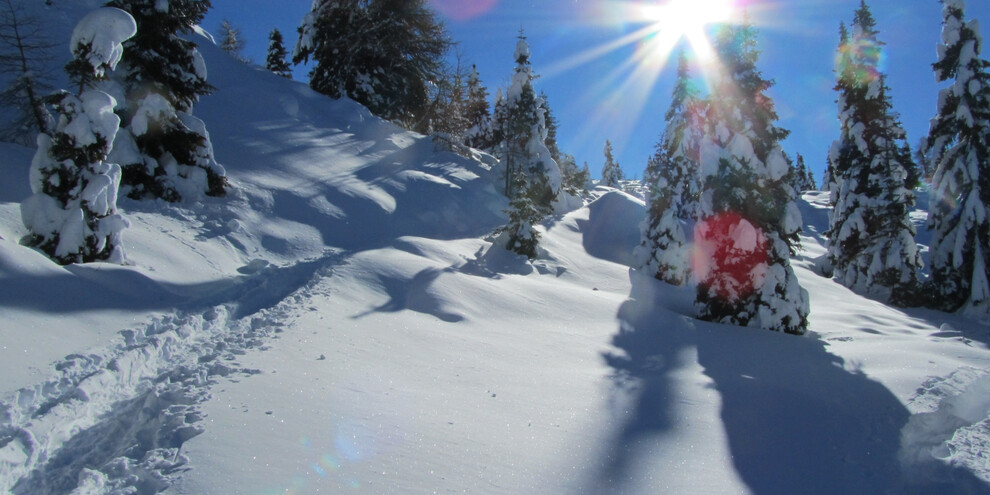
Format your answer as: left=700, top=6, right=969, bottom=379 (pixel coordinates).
left=2, top=3, right=990, bottom=494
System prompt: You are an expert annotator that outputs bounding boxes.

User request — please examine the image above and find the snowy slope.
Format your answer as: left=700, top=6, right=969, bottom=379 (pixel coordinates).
left=2, top=3, right=990, bottom=493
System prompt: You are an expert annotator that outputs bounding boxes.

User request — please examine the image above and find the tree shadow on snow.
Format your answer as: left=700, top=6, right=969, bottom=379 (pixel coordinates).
left=350, top=266, right=465, bottom=323
left=590, top=270, right=699, bottom=493
left=597, top=271, right=986, bottom=494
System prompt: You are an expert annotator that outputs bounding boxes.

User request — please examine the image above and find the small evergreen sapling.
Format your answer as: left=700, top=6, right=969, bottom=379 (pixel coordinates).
left=266, top=28, right=292, bottom=78
left=601, top=139, right=623, bottom=188
left=463, top=64, right=493, bottom=150
left=20, top=7, right=136, bottom=265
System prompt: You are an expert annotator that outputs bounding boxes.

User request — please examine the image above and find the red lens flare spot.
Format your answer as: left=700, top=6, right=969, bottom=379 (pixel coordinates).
left=429, top=0, right=498, bottom=22
left=692, top=212, right=769, bottom=300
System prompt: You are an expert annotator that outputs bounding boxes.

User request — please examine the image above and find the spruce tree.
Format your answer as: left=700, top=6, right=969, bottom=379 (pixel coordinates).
left=463, top=64, right=493, bottom=150
left=293, top=0, right=451, bottom=132
left=493, top=34, right=562, bottom=258
left=925, top=0, right=990, bottom=316
left=823, top=22, right=853, bottom=201
left=637, top=51, right=703, bottom=285
left=265, top=28, right=291, bottom=78
left=559, top=153, right=589, bottom=195
left=695, top=22, right=809, bottom=334
left=20, top=7, right=135, bottom=265
left=791, top=153, right=815, bottom=192
left=825, top=1, right=921, bottom=304
left=105, top=0, right=228, bottom=202
left=601, top=139, right=623, bottom=188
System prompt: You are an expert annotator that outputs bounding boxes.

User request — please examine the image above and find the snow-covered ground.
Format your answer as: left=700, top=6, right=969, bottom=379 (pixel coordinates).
left=3, top=3, right=990, bottom=493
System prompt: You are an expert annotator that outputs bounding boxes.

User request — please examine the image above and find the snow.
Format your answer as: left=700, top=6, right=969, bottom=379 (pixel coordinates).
left=69, top=7, right=136, bottom=77
left=2, top=4, right=990, bottom=494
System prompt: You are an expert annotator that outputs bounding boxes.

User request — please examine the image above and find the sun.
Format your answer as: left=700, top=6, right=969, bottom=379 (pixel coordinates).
left=640, top=0, right=734, bottom=61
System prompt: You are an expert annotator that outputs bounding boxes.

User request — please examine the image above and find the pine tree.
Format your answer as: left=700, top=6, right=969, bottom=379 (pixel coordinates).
left=791, top=153, right=815, bottom=191
left=218, top=18, right=246, bottom=62
left=542, top=91, right=561, bottom=164
left=493, top=34, right=562, bottom=258
left=265, top=28, right=291, bottom=78
left=20, top=7, right=135, bottom=265
left=601, top=139, right=623, bottom=188
left=293, top=0, right=451, bottom=132
left=559, top=153, right=589, bottom=195
left=637, top=51, right=703, bottom=285
left=824, top=22, right=853, bottom=201
left=430, top=58, right=470, bottom=138
left=105, top=0, right=228, bottom=202
left=925, top=0, right=990, bottom=316
left=463, top=64, right=493, bottom=150
left=825, top=1, right=921, bottom=304
left=0, top=0, right=55, bottom=145
left=695, top=22, right=809, bottom=334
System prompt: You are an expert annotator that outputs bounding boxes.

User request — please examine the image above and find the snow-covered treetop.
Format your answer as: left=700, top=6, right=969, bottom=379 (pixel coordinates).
left=70, top=7, right=137, bottom=78
left=514, top=38, right=530, bottom=64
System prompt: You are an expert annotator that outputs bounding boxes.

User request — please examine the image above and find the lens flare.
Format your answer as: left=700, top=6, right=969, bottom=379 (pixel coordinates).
left=693, top=212, right=768, bottom=300
left=429, top=0, right=498, bottom=21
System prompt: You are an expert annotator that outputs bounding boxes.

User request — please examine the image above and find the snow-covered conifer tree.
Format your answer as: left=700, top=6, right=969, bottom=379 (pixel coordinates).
left=637, top=51, right=703, bottom=285
left=294, top=0, right=451, bottom=132
left=106, top=0, right=228, bottom=202
left=823, top=22, right=853, bottom=201
left=463, top=64, right=493, bottom=150
left=559, top=153, right=589, bottom=195
left=695, top=22, right=809, bottom=334
left=493, top=34, right=562, bottom=258
left=20, top=7, right=135, bottom=265
left=601, top=139, right=623, bottom=188
left=824, top=1, right=921, bottom=304
left=925, top=0, right=990, bottom=316
left=265, top=28, right=291, bottom=78
left=791, top=153, right=816, bottom=192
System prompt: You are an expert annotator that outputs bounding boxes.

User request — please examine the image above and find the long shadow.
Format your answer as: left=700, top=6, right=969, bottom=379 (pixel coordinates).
left=351, top=266, right=465, bottom=323
left=598, top=270, right=988, bottom=493
left=593, top=270, right=696, bottom=493
left=0, top=250, right=339, bottom=320
left=693, top=314, right=988, bottom=494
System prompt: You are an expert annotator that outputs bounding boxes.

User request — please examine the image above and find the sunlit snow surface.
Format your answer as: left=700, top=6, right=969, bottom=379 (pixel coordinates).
left=2, top=2, right=990, bottom=494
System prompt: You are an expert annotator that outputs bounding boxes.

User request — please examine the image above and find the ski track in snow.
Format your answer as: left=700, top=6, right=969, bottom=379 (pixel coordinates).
left=0, top=252, right=342, bottom=494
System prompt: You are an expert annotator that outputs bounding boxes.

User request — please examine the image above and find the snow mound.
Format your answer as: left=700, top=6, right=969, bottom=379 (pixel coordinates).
left=578, top=190, right=645, bottom=267
left=900, top=366, right=990, bottom=489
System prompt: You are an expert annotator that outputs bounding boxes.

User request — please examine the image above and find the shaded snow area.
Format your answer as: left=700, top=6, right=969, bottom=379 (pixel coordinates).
left=3, top=6, right=990, bottom=495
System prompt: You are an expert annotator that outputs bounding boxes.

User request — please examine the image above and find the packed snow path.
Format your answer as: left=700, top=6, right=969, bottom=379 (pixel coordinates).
left=0, top=250, right=344, bottom=493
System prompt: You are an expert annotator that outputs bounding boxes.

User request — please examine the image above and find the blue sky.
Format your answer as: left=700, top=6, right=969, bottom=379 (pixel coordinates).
left=203, top=0, right=990, bottom=184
